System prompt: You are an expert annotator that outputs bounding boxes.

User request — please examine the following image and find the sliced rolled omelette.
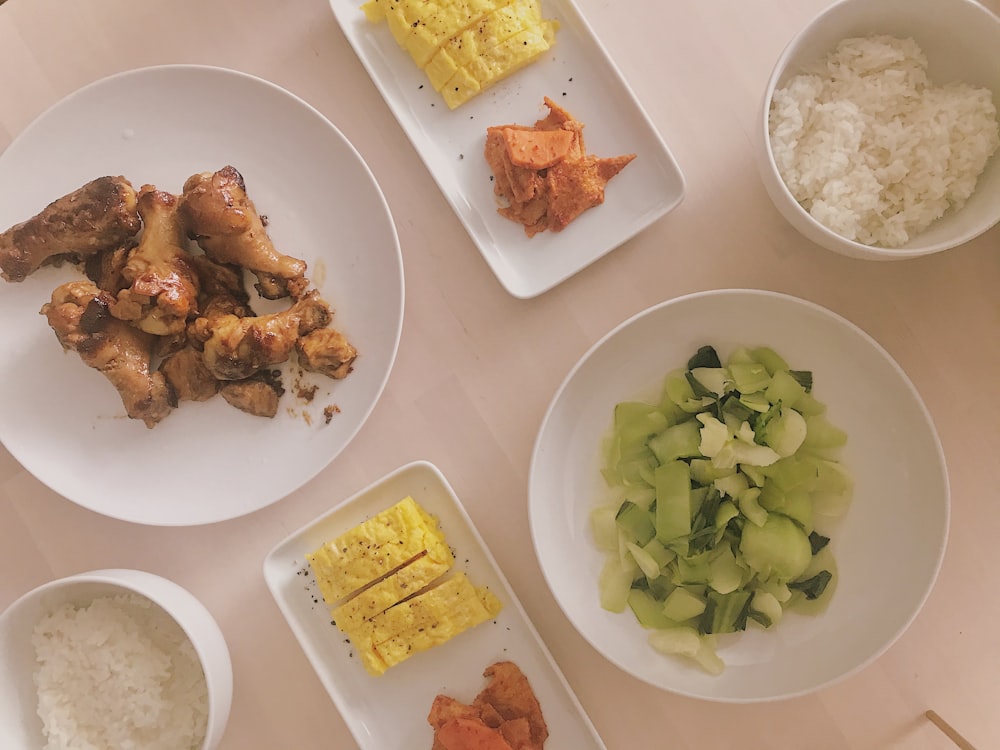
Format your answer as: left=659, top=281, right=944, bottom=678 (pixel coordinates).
left=330, top=552, right=452, bottom=632
left=347, top=572, right=503, bottom=676
left=307, top=495, right=503, bottom=675
left=306, top=495, right=453, bottom=605
left=361, top=0, right=559, bottom=109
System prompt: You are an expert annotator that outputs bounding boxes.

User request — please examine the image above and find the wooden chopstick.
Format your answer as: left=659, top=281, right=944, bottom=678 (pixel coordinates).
left=925, top=710, right=978, bottom=750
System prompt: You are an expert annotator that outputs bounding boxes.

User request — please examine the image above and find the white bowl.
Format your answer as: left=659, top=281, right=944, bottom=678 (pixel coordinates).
left=755, top=0, right=1000, bottom=260
left=528, top=289, right=949, bottom=701
left=0, top=569, right=233, bottom=749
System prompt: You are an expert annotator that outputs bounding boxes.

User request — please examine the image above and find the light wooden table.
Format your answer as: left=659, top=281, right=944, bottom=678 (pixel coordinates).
left=1, top=0, right=998, bottom=748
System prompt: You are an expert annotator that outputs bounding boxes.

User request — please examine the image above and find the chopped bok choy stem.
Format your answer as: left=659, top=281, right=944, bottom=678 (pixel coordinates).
left=593, top=345, right=852, bottom=674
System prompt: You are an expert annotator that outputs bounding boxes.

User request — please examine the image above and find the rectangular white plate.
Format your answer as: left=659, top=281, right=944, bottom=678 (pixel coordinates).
left=328, top=0, right=685, bottom=298
left=263, top=460, right=608, bottom=750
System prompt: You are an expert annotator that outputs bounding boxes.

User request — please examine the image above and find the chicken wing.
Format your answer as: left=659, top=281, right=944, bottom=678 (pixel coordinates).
left=158, top=346, right=219, bottom=402
left=218, top=370, right=285, bottom=418
left=109, top=186, right=200, bottom=336
left=295, top=326, right=358, bottom=379
left=84, top=242, right=134, bottom=294
left=179, top=165, right=307, bottom=299
left=0, top=176, right=141, bottom=282
left=41, top=280, right=175, bottom=428
left=196, top=290, right=332, bottom=380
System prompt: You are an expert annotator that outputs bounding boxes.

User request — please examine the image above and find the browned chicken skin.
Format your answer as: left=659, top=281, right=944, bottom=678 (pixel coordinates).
left=40, top=280, right=175, bottom=428
left=193, top=290, right=332, bottom=381
left=186, top=253, right=254, bottom=324
left=84, top=242, right=134, bottom=294
left=179, top=166, right=307, bottom=299
left=295, top=327, right=358, bottom=379
left=0, top=176, right=141, bottom=282
left=10, top=167, right=357, bottom=427
left=158, top=347, right=219, bottom=402
left=218, top=371, right=285, bottom=418
left=109, top=186, right=200, bottom=336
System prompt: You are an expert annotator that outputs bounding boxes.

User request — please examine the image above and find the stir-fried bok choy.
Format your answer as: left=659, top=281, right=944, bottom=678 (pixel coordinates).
left=591, top=345, right=852, bottom=674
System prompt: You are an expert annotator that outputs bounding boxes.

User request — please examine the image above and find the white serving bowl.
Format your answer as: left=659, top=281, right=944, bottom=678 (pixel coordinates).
left=755, top=0, right=1000, bottom=260
left=529, top=289, right=949, bottom=701
left=0, top=569, right=233, bottom=749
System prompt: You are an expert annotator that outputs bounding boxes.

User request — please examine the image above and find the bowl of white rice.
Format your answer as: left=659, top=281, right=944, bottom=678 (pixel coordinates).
left=0, top=569, right=233, bottom=750
left=756, top=0, right=1000, bottom=259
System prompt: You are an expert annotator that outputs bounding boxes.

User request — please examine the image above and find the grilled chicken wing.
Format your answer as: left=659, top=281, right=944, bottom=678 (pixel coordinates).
left=109, top=186, right=200, bottom=336
left=41, top=280, right=175, bottom=428
left=179, top=166, right=307, bottom=299
left=195, top=290, right=332, bottom=381
left=0, top=176, right=141, bottom=282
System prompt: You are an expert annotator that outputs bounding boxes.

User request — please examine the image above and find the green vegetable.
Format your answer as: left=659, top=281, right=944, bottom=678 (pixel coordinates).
left=687, top=345, right=722, bottom=369
left=701, top=590, right=752, bottom=634
left=593, top=344, right=852, bottom=674
left=615, top=500, right=655, bottom=546
left=739, top=514, right=812, bottom=581
left=788, top=570, right=833, bottom=600
left=654, top=461, right=692, bottom=544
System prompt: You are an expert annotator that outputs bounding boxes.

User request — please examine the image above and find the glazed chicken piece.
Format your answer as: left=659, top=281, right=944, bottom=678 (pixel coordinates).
left=295, top=326, right=358, bottom=379
left=0, top=176, right=141, bottom=282
left=218, top=370, right=285, bottom=418
left=84, top=242, right=134, bottom=294
left=40, top=280, right=175, bottom=428
left=194, top=290, right=332, bottom=381
left=179, top=165, right=307, bottom=299
left=186, top=253, right=255, bottom=329
left=158, top=346, right=219, bottom=402
left=109, top=186, right=200, bottom=336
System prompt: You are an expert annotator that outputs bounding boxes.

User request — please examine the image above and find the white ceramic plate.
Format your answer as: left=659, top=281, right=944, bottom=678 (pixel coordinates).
left=529, top=289, right=949, bottom=702
left=328, top=0, right=685, bottom=298
left=263, top=460, right=607, bottom=749
left=0, top=66, right=404, bottom=526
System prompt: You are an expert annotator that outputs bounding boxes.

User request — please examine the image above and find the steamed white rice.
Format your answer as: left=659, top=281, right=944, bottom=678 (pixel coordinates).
left=769, top=35, right=999, bottom=247
left=31, top=594, right=209, bottom=750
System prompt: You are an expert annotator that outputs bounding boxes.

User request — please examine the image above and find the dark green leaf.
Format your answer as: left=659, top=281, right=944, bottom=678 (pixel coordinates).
left=789, top=570, right=833, bottom=600
left=685, top=371, right=715, bottom=398
left=687, top=345, right=722, bottom=370
left=789, top=370, right=813, bottom=392
left=808, top=531, right=830, bottom=555
left=721, top=394, right=753, bottom=422
left=699, top=590, right=752, bottom=634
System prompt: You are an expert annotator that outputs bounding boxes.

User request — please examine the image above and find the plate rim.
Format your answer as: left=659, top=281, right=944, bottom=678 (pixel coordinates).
left=0, top=63, right=405, bottom=526
left=527, top=287, right=951, bottom=701
left=326, top=0, right=686, bottom=298
left=262, top=458, right=609, bottom=748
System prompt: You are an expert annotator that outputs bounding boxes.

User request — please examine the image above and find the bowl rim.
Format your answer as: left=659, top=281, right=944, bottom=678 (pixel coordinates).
left=759, top=0, right=1000, bottom=259
left=1, top=568, right=232, bottom=750
left=528, top=287, right=951, bottom=701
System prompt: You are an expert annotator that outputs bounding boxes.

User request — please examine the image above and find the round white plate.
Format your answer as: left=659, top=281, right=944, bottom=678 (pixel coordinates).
left=529, top=289, right=949, bottom=701
left=0, top=66, right=404, bottom=525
